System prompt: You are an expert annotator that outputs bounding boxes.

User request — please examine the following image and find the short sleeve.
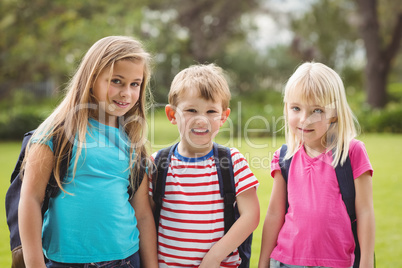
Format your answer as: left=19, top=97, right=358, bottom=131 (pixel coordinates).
left=30, top=134, right=54, bottom=152
left=349, top=139, right=373, bottom=179
left=231, top=148, right=259, bottom=196
left=270, top=148, right=281, bottom=178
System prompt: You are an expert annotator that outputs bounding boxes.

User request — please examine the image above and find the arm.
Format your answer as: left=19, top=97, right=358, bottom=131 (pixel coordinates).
left=19, top=144, right=53, bottom=268
left=131, top=173, right=158, bottom=268
left=199, top=187, right=260, bottom=268
left=258, top=171, right=287, bottom=268
left=355, top=171, right=375, bottom=268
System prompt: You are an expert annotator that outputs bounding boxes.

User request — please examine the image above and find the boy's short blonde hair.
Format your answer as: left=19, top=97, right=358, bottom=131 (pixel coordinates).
left=168, top=63, right=231, bottom=110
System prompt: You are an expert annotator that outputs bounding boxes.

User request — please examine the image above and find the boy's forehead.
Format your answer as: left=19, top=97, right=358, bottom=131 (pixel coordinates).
left=176, top=87, right=224, bottom=106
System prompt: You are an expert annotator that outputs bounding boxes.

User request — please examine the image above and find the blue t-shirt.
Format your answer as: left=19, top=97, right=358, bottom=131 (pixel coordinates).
left=41, top=118, right=139, bottom=263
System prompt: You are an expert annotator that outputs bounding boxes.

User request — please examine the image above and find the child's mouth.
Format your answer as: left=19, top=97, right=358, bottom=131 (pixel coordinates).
left=113, top=100, right=130, bottom=108
left=191, top=128, right=209, bottom=135
left=298, top=127, right=313, bottom=133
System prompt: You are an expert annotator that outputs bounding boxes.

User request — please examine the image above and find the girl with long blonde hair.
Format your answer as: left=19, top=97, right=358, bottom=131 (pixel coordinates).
left=19, top=36, right=158, bottom=268
left=259, top=62, right=375, bottom=268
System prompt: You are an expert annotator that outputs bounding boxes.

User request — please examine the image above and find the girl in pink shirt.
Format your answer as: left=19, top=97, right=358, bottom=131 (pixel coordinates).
left=258, top=62, right=375, bottom=268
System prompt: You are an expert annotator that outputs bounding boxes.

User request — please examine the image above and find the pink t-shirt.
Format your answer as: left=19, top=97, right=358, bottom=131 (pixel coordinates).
left=270, top=139, right=373, bottom=268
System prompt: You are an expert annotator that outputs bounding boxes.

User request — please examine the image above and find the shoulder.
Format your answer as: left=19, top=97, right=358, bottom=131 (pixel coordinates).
left=270, top=147, right=283, bottom=178
left=226, top=147, right=250, bottom=169
left=228, top=147, right=259, bottom=194
left=151, top=151, right=158, bottom=161
left=30, top=132, right=54, bottom=152
left=151, top=145, right=174, bottom=162
left=348, top=139, right=373, bottom=178
left=348, top=139, right=369, bottom=158
left=229, top=147, right=249, bottom=165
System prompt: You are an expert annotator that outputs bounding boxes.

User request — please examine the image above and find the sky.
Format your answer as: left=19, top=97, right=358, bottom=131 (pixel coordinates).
left=251, top=0, right=316, bottom=50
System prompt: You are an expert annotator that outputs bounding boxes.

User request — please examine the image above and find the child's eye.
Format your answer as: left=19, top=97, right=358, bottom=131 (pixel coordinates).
left=111, top=79, right=121, bottom=84
left=207, top=110, right=218, bottom=114
left=186, top=109, right=197, bottom=113
left=291, top=107, right=300, bottom=112
left=313, top=108, right=324, bottom=114
left=131, top=82, right=140, bottom=87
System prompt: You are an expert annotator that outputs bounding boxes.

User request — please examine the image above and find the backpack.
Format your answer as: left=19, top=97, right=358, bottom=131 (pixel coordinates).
left=279, top=144, right=375, bottom=268
left=152, top=142, right=252, bottom=268
left=5, top=130, right=143, bottom=268
left=5, top=130, right=68, bottom=267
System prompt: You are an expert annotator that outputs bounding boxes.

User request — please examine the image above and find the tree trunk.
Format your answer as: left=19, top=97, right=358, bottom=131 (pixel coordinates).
left=355, top=0, right=402, bottom=109
left=366, top=61, right=388, bottom=108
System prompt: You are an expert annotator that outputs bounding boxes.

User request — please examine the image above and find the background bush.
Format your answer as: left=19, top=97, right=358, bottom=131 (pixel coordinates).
left=0, top=90, right=57, bottom=140
left=1, top=85, right=402, bottom=141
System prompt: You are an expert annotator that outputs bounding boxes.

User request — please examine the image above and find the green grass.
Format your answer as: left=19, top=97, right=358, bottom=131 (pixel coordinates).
left=0, top=141, right=21, bottom=266
left=1, top=115, right=401, bottom=267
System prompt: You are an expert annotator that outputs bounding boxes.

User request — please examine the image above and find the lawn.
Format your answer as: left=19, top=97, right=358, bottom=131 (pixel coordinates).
left=1, top=116, right=401, bottom=266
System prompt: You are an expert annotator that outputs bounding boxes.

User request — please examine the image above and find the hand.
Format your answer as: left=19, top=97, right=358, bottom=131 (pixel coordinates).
left=198, top=253, right=221, bottom=268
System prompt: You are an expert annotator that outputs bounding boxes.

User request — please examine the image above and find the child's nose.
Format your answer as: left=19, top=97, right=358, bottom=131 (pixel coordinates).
left=194, top=115, right=209, bottom=125
left=120, top=85, right=131, bottom=98
left=300, top=112, right=309, bottom=125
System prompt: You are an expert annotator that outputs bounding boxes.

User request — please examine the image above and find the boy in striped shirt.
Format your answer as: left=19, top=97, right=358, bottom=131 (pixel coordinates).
left=150, top=63, right=260, bottom=268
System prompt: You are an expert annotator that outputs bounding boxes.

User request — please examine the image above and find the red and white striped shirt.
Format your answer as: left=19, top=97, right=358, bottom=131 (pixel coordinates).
left=150, top=147, right=259, bottom=268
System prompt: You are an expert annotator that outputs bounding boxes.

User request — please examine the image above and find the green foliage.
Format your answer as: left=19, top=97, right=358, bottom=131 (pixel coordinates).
left=228, top=90, right=285, bottom=137
left=0, top=90, right=56, bottom=140
left=356, top=83, right=402, bottom=133
left=0, top=112, right=44, bottom=140
left=358, top=104, right=402, bottom=133
left=290, top=0, right=359, bottom=68
left=0, top=0, right=147, bottom=86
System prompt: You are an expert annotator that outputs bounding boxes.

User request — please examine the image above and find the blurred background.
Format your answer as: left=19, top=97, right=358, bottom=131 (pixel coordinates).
left=1, top=0, right=402, bottom=267
left=1, top=0, right=402, bottom=138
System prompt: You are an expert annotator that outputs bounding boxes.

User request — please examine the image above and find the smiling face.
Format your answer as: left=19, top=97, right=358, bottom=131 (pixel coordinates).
left=286, top=93, right=336, bottom=154
left=166, top=89, right=230, bottom=157
left=92, top=59, right=144, bottom=127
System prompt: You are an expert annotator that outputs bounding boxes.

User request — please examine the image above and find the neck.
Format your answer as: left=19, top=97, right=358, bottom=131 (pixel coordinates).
left=303, top=144, right=327, bottom=158
left=177, top=141, right=213, bottom=158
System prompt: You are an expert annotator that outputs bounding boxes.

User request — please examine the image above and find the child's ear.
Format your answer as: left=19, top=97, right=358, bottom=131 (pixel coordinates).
left=220, top=108, right=231, bottom=126
left=165, top=105, right=177, bottom=125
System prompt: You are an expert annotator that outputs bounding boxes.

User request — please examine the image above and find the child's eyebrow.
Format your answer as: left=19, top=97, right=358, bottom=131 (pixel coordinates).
left=113, top=74, right=143, bottom=81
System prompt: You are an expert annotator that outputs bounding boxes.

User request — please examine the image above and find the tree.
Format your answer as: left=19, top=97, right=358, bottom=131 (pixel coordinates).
left=144, top=0, right=261, bottom=101
left=0, top=0, right=147, bottom=94
left=355, top=0, right=402, bottom=108
left=289, top=0, right=402, bottom=109
left=148, top=0, right=259, bottom=63
left=290, top=0, right=359, bottom=69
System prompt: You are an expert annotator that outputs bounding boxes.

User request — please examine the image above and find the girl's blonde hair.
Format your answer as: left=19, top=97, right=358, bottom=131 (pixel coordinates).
left=168, top=63, right=231, bottom=110
left=283, top=62, right=359, bottom=167
left=23, top=36, right=152, bottom=194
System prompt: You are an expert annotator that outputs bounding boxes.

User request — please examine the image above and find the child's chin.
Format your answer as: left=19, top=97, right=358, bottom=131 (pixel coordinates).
left=188, top=140, right=212, bottom=148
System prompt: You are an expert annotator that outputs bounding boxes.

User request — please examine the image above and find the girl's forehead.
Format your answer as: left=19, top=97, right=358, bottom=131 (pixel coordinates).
left=285, top=85, right=329, bottom=106
left=286, top=90, right=319, bottom=106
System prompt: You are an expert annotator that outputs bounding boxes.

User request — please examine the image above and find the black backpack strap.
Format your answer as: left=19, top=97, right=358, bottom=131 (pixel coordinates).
left=279, top=144, right=291, bottom=213
left=6, top=131, right=35, bottom=251
left=152, top=143, right=177, bottom=231
left=10, top=131, right=35, bottom=183
left=335, top=153, right=361, bottom=268
left=335, top=155, right=356, bottom=221
left=127, top=151, right=147, bottom=199
left=214, top=143, right=235, bottom=234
